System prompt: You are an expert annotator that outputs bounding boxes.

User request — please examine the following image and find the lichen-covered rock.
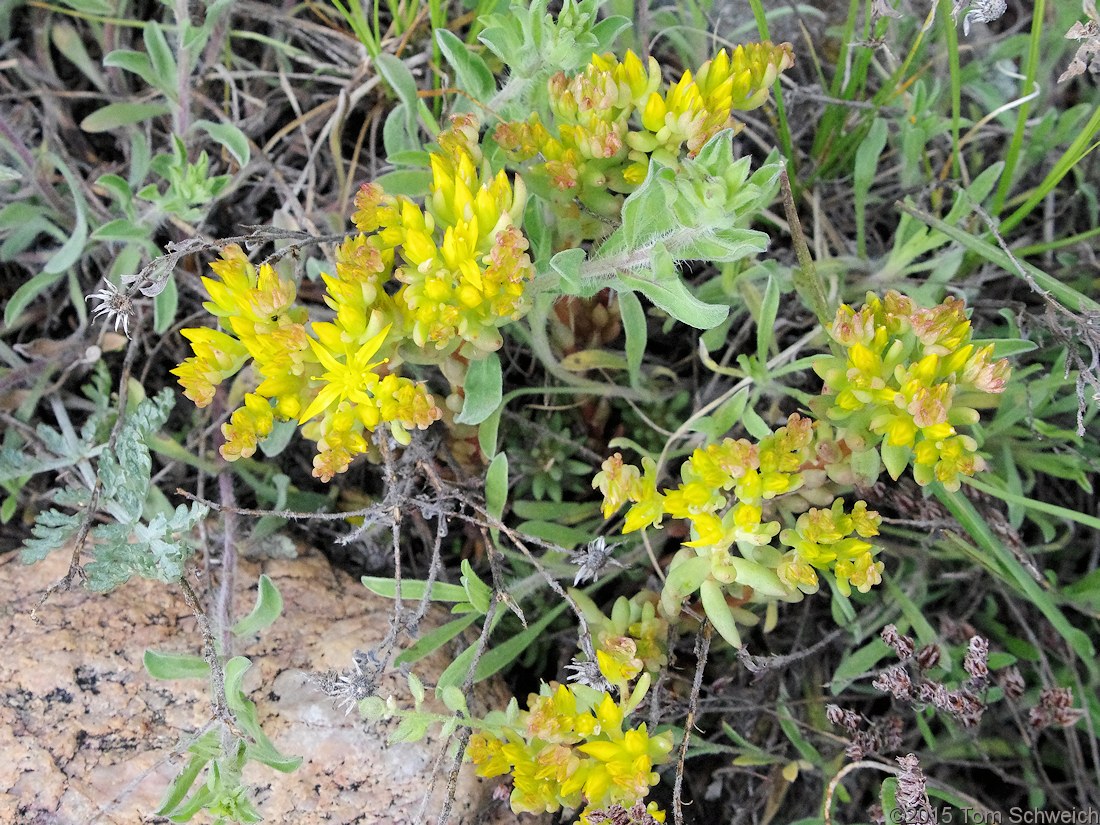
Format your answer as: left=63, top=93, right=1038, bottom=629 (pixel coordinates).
left=0, top=543, right=526, bottom=824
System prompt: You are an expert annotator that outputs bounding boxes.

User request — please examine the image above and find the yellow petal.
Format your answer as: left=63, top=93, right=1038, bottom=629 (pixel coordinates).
left=354, top=323, right=392, bottom=366
left=307, top=335, right=344, bottom=373
left=299, top=383, right=340, bottom=423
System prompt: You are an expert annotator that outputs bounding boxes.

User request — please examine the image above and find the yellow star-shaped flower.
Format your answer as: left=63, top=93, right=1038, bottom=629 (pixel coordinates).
left=298, top=324, right=391, bottom=424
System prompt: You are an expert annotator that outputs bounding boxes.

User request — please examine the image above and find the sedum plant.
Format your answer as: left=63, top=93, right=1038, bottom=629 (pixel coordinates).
left=162, top=5, right=797, bottom=814
left=593, top=292, right=1010, bottom=649
left=157, top=0, right=1030, bottom=815
left=16, top=0, right=1097, bottom=823
left=172, top=119, right=528, bottom=479
left=468, top=679, right=672, bottom=820
left=171, top=34, right=795, bottom=477
left=812, top=291, right=1011, bottom=491
left=495, top=42, right=792, bottom=244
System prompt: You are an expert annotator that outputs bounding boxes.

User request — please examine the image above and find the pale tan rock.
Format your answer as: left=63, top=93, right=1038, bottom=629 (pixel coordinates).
left=0, top=543, right=529, bottom=824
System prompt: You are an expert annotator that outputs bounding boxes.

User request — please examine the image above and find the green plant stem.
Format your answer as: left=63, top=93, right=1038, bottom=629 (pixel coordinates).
left=331, top=0, right=381, bottom=58
left=575, top=226, right=715, bottom=285
left=810, top=0, right=861, bottom=162
left=991, top=0, right=1046, bottom=214
left=428, top=0, right=445, bottom=119
left=780, top=170, right=831, bottom=326
left=965, top=477, right=1100, bottom=533
left=654, top=326, right=819, bottom=478
left=935, top=487, right=1097, bottom=669
left=179, top=576, right=235, bottom=729
left=174, top=0, right=192, bottom=136
left=896, top=200, right=1100, bottom=314
left=0, top=111, right=71, bottom=215
left=870, top=5, right=936, bottom=114
left=519, top=299, right=653, bottom=402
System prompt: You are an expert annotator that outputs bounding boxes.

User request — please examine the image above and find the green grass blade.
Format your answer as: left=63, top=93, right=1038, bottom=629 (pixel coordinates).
left=991, top=0, right=1046, bottom=214
left=896, top=200, right=1100, bottom=314
left=934, top=488, right=1096, bottom=667
left=964, top=477, right=1100, bottom=533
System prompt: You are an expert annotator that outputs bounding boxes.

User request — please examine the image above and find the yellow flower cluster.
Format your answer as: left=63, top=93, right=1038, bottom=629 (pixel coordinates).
left=173, top=118, right=536, bottom=480
left=594, top=416, right=853, bottom=646
left=353, top=116, right=535, bottom=354
left=778, top=498, right=883, bottom=597
left=172, top=245, right=307, bottom=411
left=494, top=44, right=793, bottom=242
left=628, top=43, right=794, bottom=171
left=590, top=291, right=1013, bottom=645
left=812, top=291, right=1010, bottom=491
left=468, top=682, right=672, bottom=817
left=665, top=414, right=813, bottom=549
left=171, top=246, right=441, bottom=479
left=594, top=414, right=812, bottom=554
left=593, top=415, right=890, bottom=646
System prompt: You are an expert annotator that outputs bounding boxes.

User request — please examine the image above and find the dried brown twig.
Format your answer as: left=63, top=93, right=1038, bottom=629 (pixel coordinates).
left=673, top=622, right=712, bottom=825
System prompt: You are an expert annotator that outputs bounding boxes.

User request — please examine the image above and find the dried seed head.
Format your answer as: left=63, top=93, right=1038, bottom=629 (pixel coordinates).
left=963, top=636, right=989, bottom=680
left=948, top=690, right=987, bottom=728
left=895, top=753, right=937, bottom=823
left=585, top=803, right=661, bottom=825
left=570, top=535, right=620, bottom=585
left=87, top=281, right=136, bottom=338
left=943, top=690, right=965, bottom=714
left=564, top=657, right=611, bottom=692
left=846, top=730, right=877, bottom=760
left=931, top=683, right=952, bottom=711
left=826, top=703, right=863, bottom=732
left=957, top=0, right=1008, bottom=37
left=870, top=0, right=902, bottom=24
left=1043, top=686, right=1074, bottom=708
left=916, top=681, right=938, bottom=705
left=878, top=716, right=905, bottom=752
left=996, top=665, right=1026, bottom=700
left=1030, top=687, right=1085, bottom=730
left=882, top=624, right=916, bottom=660
left=873, top=664, right=914, bottom=701
left=313, top=648, right=385, bottom=715
left=915, top=644, right=941, bottom=672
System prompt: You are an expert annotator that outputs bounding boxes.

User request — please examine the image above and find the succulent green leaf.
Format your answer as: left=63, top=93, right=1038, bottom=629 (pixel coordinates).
left=460, top=559, right=492, bottom=615
left=394, top=613, right=480, bottom=666
left=880, top=442, right=911, bottom=480
left=485, top=451, right=509, bottom=532
left=699, top=579, right=742, bottom=648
